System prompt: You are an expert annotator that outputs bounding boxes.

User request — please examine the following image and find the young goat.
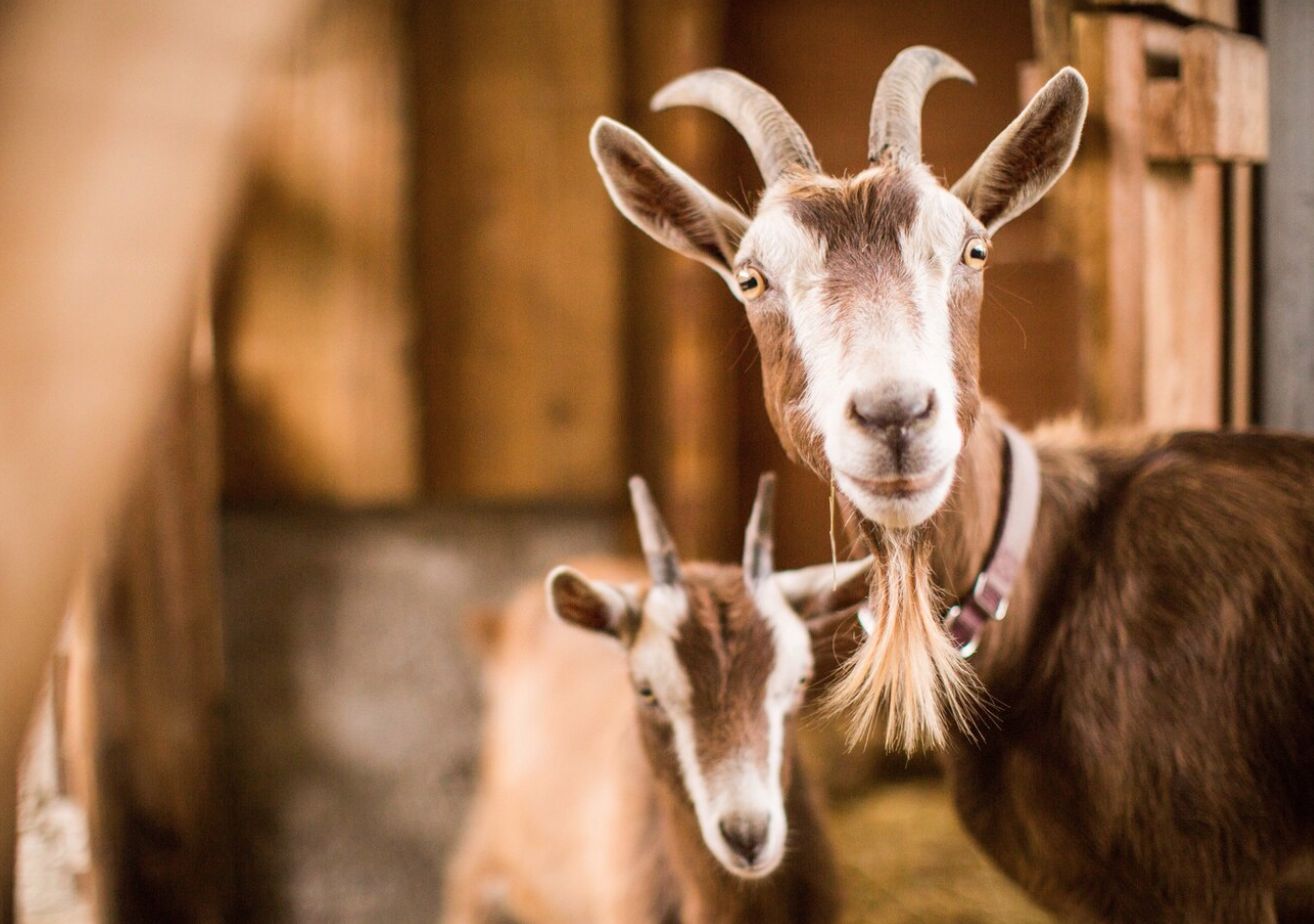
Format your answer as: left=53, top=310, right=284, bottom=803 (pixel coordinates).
left=443, top=475, right=868, bottom=924
left=592, top=47, right=1314, bottom=922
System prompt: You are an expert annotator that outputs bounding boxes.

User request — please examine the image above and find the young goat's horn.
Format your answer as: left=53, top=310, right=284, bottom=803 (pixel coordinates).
left=869, top=46, right=974, bottom=166
left=651, top=68, right=819, bottom=184
left=628, top=476, right=682, bottom=586
left=742, top=472, right=777, bottom=586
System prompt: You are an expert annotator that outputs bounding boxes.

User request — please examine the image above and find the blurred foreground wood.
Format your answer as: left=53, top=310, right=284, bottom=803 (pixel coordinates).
left=0, top=0, right=313, bottom=917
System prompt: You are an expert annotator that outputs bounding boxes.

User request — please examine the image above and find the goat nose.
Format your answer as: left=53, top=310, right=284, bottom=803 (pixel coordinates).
left=719, top=813, right=770, bottom=864
left=848, top=383, right=936, bottom=434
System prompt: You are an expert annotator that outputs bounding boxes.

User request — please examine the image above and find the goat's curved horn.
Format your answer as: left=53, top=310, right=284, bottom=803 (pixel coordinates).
left=869, top=46, right=974, bottom=166
left=628, top=476, right=682, bottom=585
left=743, top=472, right=777, bottom=586
left=652, top=68, right=819, bottom=184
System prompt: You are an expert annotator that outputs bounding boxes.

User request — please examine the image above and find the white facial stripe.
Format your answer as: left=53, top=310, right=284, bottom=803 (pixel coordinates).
left=742, top=168, right=974, bottom=529
left=628, top=575, right=811, bottom=879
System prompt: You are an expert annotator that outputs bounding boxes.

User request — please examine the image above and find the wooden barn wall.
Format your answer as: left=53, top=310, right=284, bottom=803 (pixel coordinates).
left=411, top=0, right=625, bottom=507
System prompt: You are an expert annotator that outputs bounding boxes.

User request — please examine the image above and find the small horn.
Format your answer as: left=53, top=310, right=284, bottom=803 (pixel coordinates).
left=869, top=46, right=974, bottom=166
left=628, top=476, right=682, bottom=585
left=743, top=472, right=777, bottom=586
left=652, top=68, right=819, bottom=184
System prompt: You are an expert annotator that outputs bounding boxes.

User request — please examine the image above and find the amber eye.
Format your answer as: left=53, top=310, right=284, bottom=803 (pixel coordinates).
left=962, top=236, right=990, bottom=270
left=636, top=683, right=658, bottom=706
left=736, top=266, right=768, bottom=300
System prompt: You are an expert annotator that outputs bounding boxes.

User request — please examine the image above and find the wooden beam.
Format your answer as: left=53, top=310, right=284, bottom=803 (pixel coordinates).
left=218, top=0, right=420, bottom=504
left=621, top=0, right=736, bottom=559
left=1066, top=13, right=1151, bottom=424
left=413, top=0, right=624, bottom=504
left=0, top=0, right=312, bottom=917
left=1090, top=0, right=1238, bottom=29
left=1227, top=165, right=1254, bottom=427
left=1144, top=27, right=1267, bottom=163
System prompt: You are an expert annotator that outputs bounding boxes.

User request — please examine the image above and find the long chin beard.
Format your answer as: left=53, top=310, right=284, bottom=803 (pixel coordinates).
left=821, top=528, right=984, bottom=753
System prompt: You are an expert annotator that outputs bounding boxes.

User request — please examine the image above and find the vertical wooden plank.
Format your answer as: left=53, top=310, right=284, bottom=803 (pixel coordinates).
left=218, top=0, right=420, bottom=504
left=88, top=298, right=228, bottom=924
left=1228, top=165, right=1253, bottom=426
left=621, top=0, right=735, bottom=559
left=1142, top=162, right=1224, bottom=427
left=414, top=0, right=623, bottom=503
left=1066, top=13, right=1150, bottom=425
left=1260, top=0, right=1314, bottom=430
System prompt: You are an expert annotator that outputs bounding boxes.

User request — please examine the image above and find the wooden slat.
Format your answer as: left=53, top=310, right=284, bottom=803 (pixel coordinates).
left=1090, top=0, right=1238, bottom=29
left=218, top=0, right=420, bottom=504
left=414, top=0, right=623, bottom=503
left=1142, top=163, right=1224, bottom=427
left=1228, top=165, right=1253, bottom=426
left=1066, top=13, right=1151, bottom=424
left=621, top=0, right=736, bottom=559
left=1144, top=27, right=1267, bottom=162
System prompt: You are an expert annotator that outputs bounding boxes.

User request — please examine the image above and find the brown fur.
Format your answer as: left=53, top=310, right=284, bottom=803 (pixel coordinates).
left=918, top=412, right=1314, bottom=922
left=442, top=558, right=841, bottom=924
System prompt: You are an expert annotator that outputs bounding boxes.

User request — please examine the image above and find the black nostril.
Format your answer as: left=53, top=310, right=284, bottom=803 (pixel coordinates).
left=848, top=386, right=936, bottom=433
left=719, top=814, right=769, bottom=863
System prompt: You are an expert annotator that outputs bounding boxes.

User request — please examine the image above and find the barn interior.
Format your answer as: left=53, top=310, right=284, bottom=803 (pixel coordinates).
left=2, top=0, right=1301, bottom=921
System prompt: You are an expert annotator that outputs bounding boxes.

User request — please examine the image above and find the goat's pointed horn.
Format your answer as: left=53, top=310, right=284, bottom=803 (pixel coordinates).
left=869, top=46, right=974, bottom=166
left=652, top=68, right=819, bottom=184
left=628, top=476, right=682, bottom=585
left=742, top=472, right=777, bottom=586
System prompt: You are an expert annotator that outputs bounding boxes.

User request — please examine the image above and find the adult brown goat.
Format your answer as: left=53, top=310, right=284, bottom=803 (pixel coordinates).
left=591, top=46, right=1314, bottom=922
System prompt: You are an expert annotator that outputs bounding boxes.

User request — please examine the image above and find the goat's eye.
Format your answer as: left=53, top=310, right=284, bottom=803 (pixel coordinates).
left=636, top=683, right=658, bottom=706
left=962, top=237, right=990, bottom=270
left=736, top=266, right=768, bottom=300
left=798, top=674, right=810, bottom=688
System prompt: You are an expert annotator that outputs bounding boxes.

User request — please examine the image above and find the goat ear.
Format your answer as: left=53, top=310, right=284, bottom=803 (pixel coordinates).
left=950, top=67, right=1087, bottom=235
left=770, top=557, right=872, bottom=692
left=773, top=556, right=873, bottom=618
left=546, top=566, right=635, bottom=639
left=590, top=117, right=750, bottom=291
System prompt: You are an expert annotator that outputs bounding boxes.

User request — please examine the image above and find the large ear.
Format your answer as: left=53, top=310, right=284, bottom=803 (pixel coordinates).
left=950, top=67, right=1088, bottom=235
left=546, top=566, right=636, bottom=639
left=590, top=116, right=750, bottom=291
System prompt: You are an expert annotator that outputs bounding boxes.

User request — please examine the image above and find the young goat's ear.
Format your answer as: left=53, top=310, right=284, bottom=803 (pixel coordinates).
left=772, top=557, right=873, bottom=690
left=774, top=556, right=873, bottom=619
left=590, top=117, right=750, bottom=291
left=546, top=566, right=635, bottom=639
left=950, top=67, right=1088, bottom=235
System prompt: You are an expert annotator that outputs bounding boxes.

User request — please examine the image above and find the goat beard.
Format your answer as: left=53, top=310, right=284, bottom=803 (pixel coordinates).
left=822, top=527, right=984, bottom=754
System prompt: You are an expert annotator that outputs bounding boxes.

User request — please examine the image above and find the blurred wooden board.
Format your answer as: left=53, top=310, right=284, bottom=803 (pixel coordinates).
left=413, top=0, right=623, bottom=504
left=1144, top=26, right=1267, bottom=163
left=1090, top=0, right=1237, bottom=29
left=218, top=0, right=420, bottom=505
